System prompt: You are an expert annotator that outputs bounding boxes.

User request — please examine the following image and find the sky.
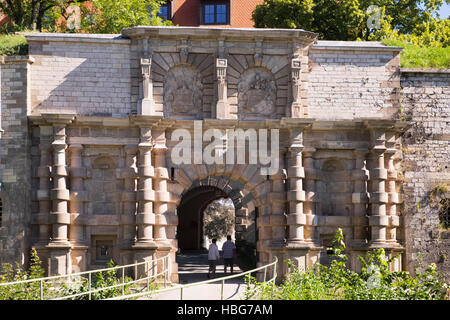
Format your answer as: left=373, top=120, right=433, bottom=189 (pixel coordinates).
left=435, top=2, right=450, bottom=18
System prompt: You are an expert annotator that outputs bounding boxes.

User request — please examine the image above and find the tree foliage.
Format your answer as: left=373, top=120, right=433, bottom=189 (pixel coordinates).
left=0, top=0, right=171, bottom=33
left=79, top=0, right=172, bottom=34
left=0, top=0, right=88, bottom=32
left=203, top=199, right=234, bottom=241
left=245, top=229, right=449, bottom=300
left=252, top=0, right=449, bottom=42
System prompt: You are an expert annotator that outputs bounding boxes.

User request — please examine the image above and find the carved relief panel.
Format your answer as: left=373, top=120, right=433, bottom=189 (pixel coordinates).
left=237, top=68, right=276, bottom=120
left=163, top=65, right=203, bottom=119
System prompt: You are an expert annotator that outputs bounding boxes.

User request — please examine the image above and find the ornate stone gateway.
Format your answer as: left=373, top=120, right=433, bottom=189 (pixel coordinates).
left=0, top=27, right=414, bottom=282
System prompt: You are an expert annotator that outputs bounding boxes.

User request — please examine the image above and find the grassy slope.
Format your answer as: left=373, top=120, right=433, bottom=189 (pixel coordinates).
left=382, top=39, right=450, bottom=68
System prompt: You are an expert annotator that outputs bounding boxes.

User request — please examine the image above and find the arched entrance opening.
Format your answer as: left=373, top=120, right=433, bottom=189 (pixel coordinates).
left=176, top=182, right=258, bottom=279
left=177, top=186, right=228, bottom=250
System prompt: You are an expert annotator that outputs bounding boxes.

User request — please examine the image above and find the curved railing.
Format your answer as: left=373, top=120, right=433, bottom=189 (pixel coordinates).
left=0, top=255, right=170, bottom=300
left=105, top=257, right=278, bottom=300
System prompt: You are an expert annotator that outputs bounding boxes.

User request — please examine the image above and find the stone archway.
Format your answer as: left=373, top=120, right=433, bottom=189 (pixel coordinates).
left=177, top=185, right=228, bottom=250
left=174, top=174, right=260, bottom=270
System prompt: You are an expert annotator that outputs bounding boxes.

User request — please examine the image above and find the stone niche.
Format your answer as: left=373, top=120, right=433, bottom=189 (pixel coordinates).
left=84, top=148, right=123, bottom=216
left=163, top=65, right=203, bottom=119
left=238, top=67, right=277, bottom=120
left=319, top=159, right=352, bottom=217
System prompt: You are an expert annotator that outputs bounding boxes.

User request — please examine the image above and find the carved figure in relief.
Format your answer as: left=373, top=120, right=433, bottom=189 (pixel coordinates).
left=164, top=66, right=203, bottom=116
left=238, top=68, right=276, bottom=118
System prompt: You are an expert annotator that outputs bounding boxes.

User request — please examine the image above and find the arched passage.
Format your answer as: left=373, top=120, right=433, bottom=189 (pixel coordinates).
left=177, top=186, right=228, bottom=250
left=175, top=175, right=259, bottom=271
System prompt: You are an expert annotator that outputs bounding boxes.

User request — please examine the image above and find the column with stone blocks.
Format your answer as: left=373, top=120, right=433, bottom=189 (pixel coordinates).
left=133, top=127, right=157, bottom=277
left=368, top=127, right=389, bottom=246
left=68, top=144, right=88, bottom=272
left=302, top=147, right=318, bottom=243
left=35, top=125, right=53, bottom=248
left=385, top=131, right=401, bottom=245
left=284, top=122, right=320, bottom=271
left=121, top=145, right=138, bottom=248
left=351, top=149, right=369, bottom=245
left=153, top=131, right=171, bottom=247
left=46, top=115, right=74, bottom=275
left=286, top=127, right=306, bottom=244
left=134, top=127, right=156, bottom=247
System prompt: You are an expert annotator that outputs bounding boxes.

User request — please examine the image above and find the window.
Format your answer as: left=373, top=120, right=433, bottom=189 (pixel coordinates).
left=96, top=240, right=114, bottom=262
left=158, top=1, right=172, bottom=21
left=201, top=1, right=230, bottom=25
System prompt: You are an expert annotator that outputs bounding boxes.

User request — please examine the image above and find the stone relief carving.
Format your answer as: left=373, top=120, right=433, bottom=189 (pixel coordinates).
left=163, top=66, right=203, bottom=117
left=238, top=68, right=276, bottom=119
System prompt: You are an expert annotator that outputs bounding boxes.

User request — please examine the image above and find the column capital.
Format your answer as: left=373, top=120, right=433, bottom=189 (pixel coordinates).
left=68, top=144, right=83, bottom=152
left=302, top=147, right=316, bottom=157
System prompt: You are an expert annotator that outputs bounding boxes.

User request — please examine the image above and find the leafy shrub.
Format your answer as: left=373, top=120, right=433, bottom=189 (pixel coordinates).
left=0, top=252, right=135, bottom=300
left=0, top=249, right=49, bottom=300
left=245, top=228, right=449, bottom=300
left=58, top=259, right=134, bottom=300
left=0, top=35, right=28, bottom=56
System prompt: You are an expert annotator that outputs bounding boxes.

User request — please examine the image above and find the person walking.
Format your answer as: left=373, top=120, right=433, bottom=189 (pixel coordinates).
left=207, top=238, right=220, bottom=279
left=222, top=235, right=236, bottom=274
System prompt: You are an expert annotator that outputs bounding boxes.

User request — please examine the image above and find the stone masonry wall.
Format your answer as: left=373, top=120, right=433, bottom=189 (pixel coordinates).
left=308, top=45, right=400, bottom=119
left=400, top=70, right=450, bottom=280
left=0, top=56, right=33, bottom=266
left=27, top=35, right=133, bottom=117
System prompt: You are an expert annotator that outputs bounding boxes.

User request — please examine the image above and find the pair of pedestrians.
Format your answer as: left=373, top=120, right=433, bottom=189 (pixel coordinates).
left=207, top=235, right=236, bottom=279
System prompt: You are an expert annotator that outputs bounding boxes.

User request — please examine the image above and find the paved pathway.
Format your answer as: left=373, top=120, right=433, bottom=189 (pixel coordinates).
left=147, top=250, right=248, bottom=300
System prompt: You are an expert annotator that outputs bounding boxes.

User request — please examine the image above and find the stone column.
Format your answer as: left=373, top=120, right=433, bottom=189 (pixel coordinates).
left=68, top=144, right=88, bottom=272
left=302, top=147, right=318, bottom=242
left=49, top=125, right=71, bottom=245
left=215, top=58, right=229, bottom=119
left=35, top=125, right=53, bottom=247
left=132, top=126, right=157, bottom=278
left=153, top=142, right=171, bottom=246
left=286, top=128, right=306, bottom=244
left=134, top=127, right=156, bottom=247
left=45, top=116, right=74, bottom=276
left=368, top=128, right=389, bottom=246
left=121, top=145, right=137, bottom=247
left=385, top=135, right=400, bottom=244
left=351, top=148, right=369, bottom=245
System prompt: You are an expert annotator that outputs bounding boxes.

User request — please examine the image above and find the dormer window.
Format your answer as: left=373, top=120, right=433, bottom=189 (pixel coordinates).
left=201, top=1, right=230, bottom=25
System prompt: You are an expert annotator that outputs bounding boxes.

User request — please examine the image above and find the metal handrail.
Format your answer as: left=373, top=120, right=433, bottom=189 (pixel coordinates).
left=106, top=256, right=278, bottom=300
left=0, top=254, right=170, bottom=300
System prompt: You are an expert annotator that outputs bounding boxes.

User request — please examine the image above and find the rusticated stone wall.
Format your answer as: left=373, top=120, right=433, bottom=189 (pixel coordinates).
left=400, top=69, right=450, bottom=280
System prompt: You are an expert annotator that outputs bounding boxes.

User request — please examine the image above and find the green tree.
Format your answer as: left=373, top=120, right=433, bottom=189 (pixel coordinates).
left=252, top=0, right=449, bottom=41
left=203, top=199, right=234, bottom=241
left=0, top=0, right=88, bottom=32
left=80, top=0, right=172, bottom=34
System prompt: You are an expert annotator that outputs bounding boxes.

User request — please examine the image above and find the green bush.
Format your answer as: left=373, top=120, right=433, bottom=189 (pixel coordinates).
left=0, top=35, right=28, bottom=56
left=382, top=39, right=450, bottom=68
left=0, top=252, right=135, bottom=300
left=245, top=228, right=449, bottom=300
left=57, top=260, right=135, bottom=300
left=0, top=249, right=49, bottom=300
